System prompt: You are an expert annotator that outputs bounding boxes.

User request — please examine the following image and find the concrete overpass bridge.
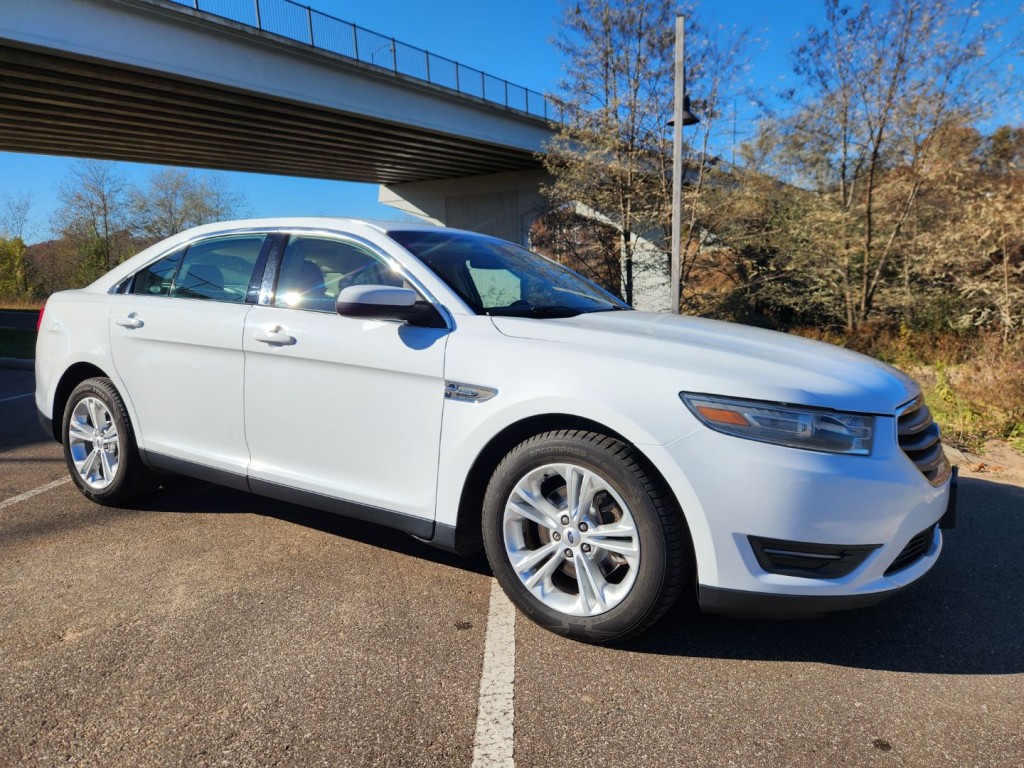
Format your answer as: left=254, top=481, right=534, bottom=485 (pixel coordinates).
left=0, top=0, right=554, bottom=243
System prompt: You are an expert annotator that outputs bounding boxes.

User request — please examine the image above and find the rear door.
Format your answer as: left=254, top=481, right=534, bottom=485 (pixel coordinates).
left=108, top=233, right=269, bottom=479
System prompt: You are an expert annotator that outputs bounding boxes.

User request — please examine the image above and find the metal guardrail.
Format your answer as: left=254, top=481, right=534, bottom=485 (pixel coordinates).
left=167, top=0, right=555, bottom=120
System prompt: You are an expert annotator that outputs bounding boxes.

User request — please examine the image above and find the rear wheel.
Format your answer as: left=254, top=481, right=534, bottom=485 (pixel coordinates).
left=482, top=430, right=690, bottom=643
left=62, top=377, right=154, bottom=506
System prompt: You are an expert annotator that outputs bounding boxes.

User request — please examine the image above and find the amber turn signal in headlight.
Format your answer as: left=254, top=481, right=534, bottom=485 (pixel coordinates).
left=681, top=394, right=874, bottom=456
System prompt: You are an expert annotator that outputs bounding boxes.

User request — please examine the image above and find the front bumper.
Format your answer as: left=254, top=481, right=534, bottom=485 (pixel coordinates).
left=698, top=582, right=912, bottom=617
left=642, top=419, right=952, bottom=613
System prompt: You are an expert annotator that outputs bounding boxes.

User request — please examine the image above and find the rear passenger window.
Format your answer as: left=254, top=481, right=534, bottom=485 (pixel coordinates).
left=169, top=234, right=266, bottom=303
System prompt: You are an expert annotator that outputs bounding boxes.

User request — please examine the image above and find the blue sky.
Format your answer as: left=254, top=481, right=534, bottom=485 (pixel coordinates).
left=1, top=0, right=1020, bottom=242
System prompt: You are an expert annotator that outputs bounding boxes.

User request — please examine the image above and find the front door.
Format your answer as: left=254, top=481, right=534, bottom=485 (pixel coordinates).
left=242, top=234, right=449, bottom=523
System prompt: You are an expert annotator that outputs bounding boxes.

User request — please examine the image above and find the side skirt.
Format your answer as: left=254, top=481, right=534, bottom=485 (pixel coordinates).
left=143, top=451, right=436, bottom=541
left=249, top=477, right=435, bottom=540
left=145, top=451, right=250, bottom=491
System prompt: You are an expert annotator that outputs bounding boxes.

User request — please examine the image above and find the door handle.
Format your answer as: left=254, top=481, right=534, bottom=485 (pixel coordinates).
left=253, top=326, right=296, bottom=346
left=115, top=315, right=144, bottom=329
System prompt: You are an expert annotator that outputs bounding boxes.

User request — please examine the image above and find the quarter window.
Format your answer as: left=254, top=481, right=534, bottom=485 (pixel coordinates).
left=131, top=249, right=183, bottom=296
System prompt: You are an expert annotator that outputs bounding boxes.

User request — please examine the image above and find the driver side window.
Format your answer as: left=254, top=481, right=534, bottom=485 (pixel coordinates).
left=274, top=236, right=406, bottom=312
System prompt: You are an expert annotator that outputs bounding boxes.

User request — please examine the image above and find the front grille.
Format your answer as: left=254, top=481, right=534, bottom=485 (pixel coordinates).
left=884, top=525, right=936, bottom=575
left=897, top=397, right=950, bottom=485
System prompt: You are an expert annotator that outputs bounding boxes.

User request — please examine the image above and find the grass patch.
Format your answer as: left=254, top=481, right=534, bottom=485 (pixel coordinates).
left=900, top=339, right=1023, bottom=453
left=0, top=328, right=36, bottom=359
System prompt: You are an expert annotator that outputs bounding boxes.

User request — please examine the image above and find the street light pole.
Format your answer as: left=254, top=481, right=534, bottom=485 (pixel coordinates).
left=669, top=14, right=697, bottom=314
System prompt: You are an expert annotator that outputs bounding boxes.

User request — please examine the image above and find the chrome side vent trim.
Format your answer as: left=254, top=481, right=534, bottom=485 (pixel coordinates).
left=444, top=381, right=498, bottom=403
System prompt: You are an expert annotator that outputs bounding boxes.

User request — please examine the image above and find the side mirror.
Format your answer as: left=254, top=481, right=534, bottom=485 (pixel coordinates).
left=336, top=285, right=447, bottom=329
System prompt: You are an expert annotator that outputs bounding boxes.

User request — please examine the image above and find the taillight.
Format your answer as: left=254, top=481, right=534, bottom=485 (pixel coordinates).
left=36, top=305, right=45, bottom=332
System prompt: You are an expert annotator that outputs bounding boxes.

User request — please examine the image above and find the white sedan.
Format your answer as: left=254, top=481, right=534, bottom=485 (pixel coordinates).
left=35, top=218, right=955, bottom=642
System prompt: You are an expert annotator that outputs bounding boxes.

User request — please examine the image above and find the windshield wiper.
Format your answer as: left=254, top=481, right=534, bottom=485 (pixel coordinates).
left=487, top=305, right=584, bottom=319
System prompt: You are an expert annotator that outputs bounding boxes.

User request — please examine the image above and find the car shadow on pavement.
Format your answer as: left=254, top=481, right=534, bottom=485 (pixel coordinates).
left=0, top=428, right=52, bottom=452
left=140, top=476, right=493, bottom=576
left=114, top=469, right=1024, bottom=674
left=627, top=475, right=1024, bottom=675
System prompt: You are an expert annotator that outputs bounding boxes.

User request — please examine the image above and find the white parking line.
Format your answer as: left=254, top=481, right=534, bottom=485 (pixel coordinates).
left=0, top=477, right=72, bottom=511
left=471, top=580, right=517, bottom=768
left=0, top=393, right=32, bottom=404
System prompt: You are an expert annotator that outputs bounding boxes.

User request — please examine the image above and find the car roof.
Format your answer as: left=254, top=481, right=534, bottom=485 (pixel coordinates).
left=79, top=217, right=499, bottom=294
left=180, top=216, right=472, bottom=236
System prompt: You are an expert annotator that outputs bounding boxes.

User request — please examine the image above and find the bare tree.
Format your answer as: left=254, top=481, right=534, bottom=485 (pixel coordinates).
left=530, top=206, right=624, bottom=296
left=53, top=160, right=133, bottom=282
left=0, top=193, right=36, bottom=301
left=49, top=162, right=248, bottom=288
left=932, top=126, right=1024, bottom=342
left=130, top=169, right=245, bottom=243
left=195, top=173, right=246, bottom=223
left=0, top=192, right=32, bottom=240
left=542, top=0, right=747, bottom=307
left=543, top=0, right=676, bottom=305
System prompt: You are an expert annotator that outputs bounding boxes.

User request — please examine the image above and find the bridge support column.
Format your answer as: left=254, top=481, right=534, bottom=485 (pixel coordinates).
left=379, top=169, right=549, bottom=247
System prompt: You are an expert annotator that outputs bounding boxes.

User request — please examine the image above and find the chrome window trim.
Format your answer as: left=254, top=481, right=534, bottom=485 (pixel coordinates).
left=109, top=226, right=275, bottom=297
left=107, top=225, right=455, bottom=332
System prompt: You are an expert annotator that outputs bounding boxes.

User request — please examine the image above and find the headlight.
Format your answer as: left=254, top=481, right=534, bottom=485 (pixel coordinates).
left=680, top=393, right=874, bottom=456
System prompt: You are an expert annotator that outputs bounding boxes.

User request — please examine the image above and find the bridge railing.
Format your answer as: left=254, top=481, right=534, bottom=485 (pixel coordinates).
left=168, top=0, right=556, bottom=121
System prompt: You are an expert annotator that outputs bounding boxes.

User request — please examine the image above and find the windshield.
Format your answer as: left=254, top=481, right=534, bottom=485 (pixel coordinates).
left=388, top=230, right=629, bottom=317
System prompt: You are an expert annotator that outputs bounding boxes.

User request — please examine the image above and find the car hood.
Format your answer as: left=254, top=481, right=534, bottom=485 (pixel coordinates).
left=490, top=311, right=918, bottom=415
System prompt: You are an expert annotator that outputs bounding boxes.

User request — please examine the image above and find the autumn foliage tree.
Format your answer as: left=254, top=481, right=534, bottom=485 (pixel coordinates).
left=0, top=192, right=36, bottom=302
left=762, top=0, right=1016, bottom=332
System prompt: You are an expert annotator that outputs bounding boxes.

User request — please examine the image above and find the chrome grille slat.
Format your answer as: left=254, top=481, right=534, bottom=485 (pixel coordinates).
left=896, top=398, right=950, bottom=486
left=897, top=406, right=932, bottom=435
left=900, top=423, right=941, bottom=453
left=913, top=443, right=946, bottom=472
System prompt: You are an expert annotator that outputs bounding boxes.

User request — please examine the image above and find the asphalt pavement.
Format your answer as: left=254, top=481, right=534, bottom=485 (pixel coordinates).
left=1, top=366, right=1022, bottom=767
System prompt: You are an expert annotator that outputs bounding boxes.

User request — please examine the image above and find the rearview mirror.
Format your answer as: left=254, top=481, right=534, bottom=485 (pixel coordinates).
left=336, top=285, right=446, bottom=328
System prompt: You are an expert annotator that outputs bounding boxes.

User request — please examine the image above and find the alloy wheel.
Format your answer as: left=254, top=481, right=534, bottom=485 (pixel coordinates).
left=502, top=462, right=641, bottom=617
left=67, top=396, right=120, bottom=490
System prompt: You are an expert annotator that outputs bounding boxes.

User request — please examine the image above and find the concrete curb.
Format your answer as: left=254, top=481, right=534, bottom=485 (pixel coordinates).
left=0, top=357, right=33, bottom=371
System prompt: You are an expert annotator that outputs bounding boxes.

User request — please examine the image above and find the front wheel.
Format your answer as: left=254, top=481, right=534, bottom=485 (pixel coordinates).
left=62, top=377, right=154, bottom=506
left=482, top=430, right=691, bottom=643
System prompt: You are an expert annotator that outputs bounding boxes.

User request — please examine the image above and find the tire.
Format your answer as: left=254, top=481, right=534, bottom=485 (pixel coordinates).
left=482, top=430, right=691, bottom=644
left=61, top=377, right=154, bottom=506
